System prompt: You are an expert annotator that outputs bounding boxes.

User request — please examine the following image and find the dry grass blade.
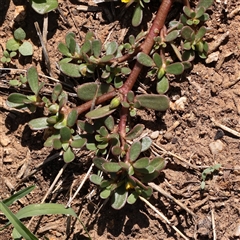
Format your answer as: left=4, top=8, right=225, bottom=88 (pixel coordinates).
left=139, top=196, right=190, bottom=240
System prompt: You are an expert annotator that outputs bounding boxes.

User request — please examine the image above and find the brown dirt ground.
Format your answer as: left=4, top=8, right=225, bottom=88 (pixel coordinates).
left=1, top=0, right=240, bottom=239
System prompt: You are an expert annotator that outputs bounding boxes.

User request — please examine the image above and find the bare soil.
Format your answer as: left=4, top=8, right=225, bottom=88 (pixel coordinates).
left=1, top=0, right=240, bottom=239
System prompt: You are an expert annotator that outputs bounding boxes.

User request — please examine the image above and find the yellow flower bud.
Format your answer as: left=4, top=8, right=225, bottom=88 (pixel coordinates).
left=125, top=182, right=134, bottom=190
left=121, top=0, right=130, bottom=3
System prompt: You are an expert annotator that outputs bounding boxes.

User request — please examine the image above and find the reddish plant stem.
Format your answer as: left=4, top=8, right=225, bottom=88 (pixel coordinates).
left=118, top=0, right=173, bottom=141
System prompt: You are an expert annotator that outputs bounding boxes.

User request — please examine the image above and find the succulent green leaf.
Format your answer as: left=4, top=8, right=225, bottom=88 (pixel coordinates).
left=93, top=157, right=107, bottom=171
left=27, top=66, right=39, bottom=95
left=157, top=75, right=169, bottom=94
left=105, top=41, right=118, bottom=55
left=29, top=117, right=49, bottom=130
left=100, top=54, right=114, bottom=63
left=153, top=53, right=163, bottom=68
left=199, top=13, right=209, bottom=21
left=133, top=157, right=149, bottom=169
left=125, top=124, right=144, bottom=140
left=85, top=105, right=116, bottom=120
left=149, top=157, right=166, bottom=171
left=29, top=0, right=58, bottom=14
left=183, top=41, right=192, bottom=50
left=67, top=109, right=78, bottom=127
left=132, top=4, right=143, bottom=27
left=109, top=96, right=121, bottom=109
left=141, top=186, right=153, bottom=198
left=43, top=133, right=60, bottom=147
left=77, top=120, right=94, bottom=134
left=7, top=93, right=28, bottom=105
left=141, top=171, right=159, bottom=183
left=92, top=39, right=102, bottom=58
left=19, top=42, right=33, bottom=56
left=14, top=28, right=26, bottom=41
left=137, top=52, right=154, bottom=67
left=111, top=146, right=122, bottom=156
left=141, top=136, right=152, bottom=152
left=59, top=62, right=81, bottom=77
left=121, top=67, right=131, bottom=75
left=81, top=40, right=91, bottom=54
left=182, top=49, right=195, bottom=61
left=136, top=94, right=169, bottom=111
left=195, top=26, right=207, bottom=41
left=102, top=162, right=122, bottom=172
left=181, top=26, right=195, bottom=41
left=165, top=30, right=179, bottom=42
left=46, top=115, right=58, bottom=124
left=165, top=62, right=184, bottom=75
left=70, top=138, right=86, bottom=148
left=127, top=91, right=134, bottom=103
left=89, top=174, right=103, bottom=185
left=195, top=6, right=205, bottom=18
left=111, top=184, right=128, bottom=210
left=53, top=139, right=62, bottom=150
left=114, top=76, right=123, bottom=88
left=58, top=42, right=71, bottom=57
left=68, top=37, right=76, bottom=55
left=77, top=82, right=114, bottom=101
left=63, top=147, right=75, bottom=163
left=52, top=84, right=62, bottom=103
left=129, top=141, right=142, bottom=162
left=6, top=38, right=20, bottom=51
left=100, top=189, right=111, bottom=199
left=9, top=80, right=21, bottom=87
left=104, top=115, right=115, bottom=131
left=60, top=126, right=71, bottom=142
left=127, top=191, right=139, bottom=204
left=197, top=0, right=214, bottom=9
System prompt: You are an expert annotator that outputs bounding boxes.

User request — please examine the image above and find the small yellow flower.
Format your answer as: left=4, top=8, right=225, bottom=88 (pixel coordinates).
left=121, top=0, right=130, bottom=3
left=125, top=182, right=134, bottom=190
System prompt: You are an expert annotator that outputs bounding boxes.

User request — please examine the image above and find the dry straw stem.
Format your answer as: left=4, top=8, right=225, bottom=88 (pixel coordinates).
left=139, top=196, right=189, bottom=240
left=211, top=117, right=240, bottom=138
left=148, top=182, right=197, bottom=218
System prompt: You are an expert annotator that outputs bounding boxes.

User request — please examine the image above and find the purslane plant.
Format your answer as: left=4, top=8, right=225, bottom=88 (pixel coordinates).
left=6, top=0, right=213, bottom=209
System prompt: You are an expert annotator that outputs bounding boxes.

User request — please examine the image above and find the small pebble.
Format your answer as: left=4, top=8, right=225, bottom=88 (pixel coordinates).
left=150, top=130, right=159, bottom=139
left=205, top=51, right=220, bottom=64
left=234, top=223, right=240, bottom=237
left=164, top=132, right=173, bottom=141
left=209, top=140, right=224, bottom=155
left=214, top=129, right=224, bottom=140
left=0, top=136, right=11, bottom=147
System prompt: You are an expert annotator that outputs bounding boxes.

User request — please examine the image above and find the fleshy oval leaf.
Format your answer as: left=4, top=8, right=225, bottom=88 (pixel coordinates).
left=29, top=117, right=49, bottom=130
left=89, top=174, right=103, bottom=185
left=132, top=4, right=143, bottom=27
left=59, top=62, right=81, bottom=77
left=102, top=162, right=122, bottom=172
left=29, top=0, right=58, bottom=14
left=125, top=124, right=144, bottom=140
left=129, top=141, right=142, bottom=162
left=137, top=52, right=154, bottom=67
left=111, top=184, right=128, bottom=210
left=85, top=105, right=116, bottom=120
left=165, top=62, right=184, bottom=75
left=70, top=138, right=86, bottom=148
left=133, top=157, right=149, bottom=169
left=63, top=147, right=75, bottom=163
left=157, top=75, right=169, bottom=94
left=67, top=109, right=78, bottom=127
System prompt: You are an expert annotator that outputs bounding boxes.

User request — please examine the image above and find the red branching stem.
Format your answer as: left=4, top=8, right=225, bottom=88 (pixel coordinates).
left=119, top=104, right=129, bottom=145
left=74, top=90, right=117, bottom=115
left=119, top=0, right=173, bottom=96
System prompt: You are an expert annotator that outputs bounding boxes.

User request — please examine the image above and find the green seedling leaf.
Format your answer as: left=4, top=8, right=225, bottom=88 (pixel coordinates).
left=181, top=26, right=195, bottom=41
left=104, top=115, right=115, bottom=131
left=81, top=39, right=91, bottom=54
left=100, top=179, right=112, bottom=188
left=77, top=82, right=114, bottom=101
left=137, top=52, right=154, bottom=67
left=59, top=62, right=81, bottom=77
left=125, top=124, right=144, bottom=140
left=165, top=62, right=184, bottom=75
left=102, top=162, right=122, bottom=172
left=195, top=6, right=205, bottom=18
left=65, top=32, right=75, bottom=48
left=29, top=117, right=49, bottom=130
left=182, top=49, right=195, bottom=61
left=129, top=141, right=142, bottom=162
left=6, top=38, right=20, bottom=51
left=93, top=157, right=107, bottom=171
left=136, top=94, right=169, bottom=111
left=141, top=136, right=152, bottom=152
left=153, top=53, right=163, bottom=68
left=70, top=138, right=86, bottom=148
left=63, top=147, right=75, bottom=162
left=106, top=41, right=118, bottom=55
left=127, top=91, right=134, bottom=103
left=29, top=0, right=58, bottom=14
left=141, top=171, right=159, bottom=183
left=197, top=0, right=214, bottom=9
left=109, top=96, right=120, bottom=109
left=111, top=184, right=128, bottom=209
left=141, top=186, right=153, bottom=198
left=3, top=186, right=35, bottom=207
left=133, top=157, right=149, bottom=169
left=52, top=83, right=62, bottom=103
left=58, top=42, right=71, bottom=57
left=132, top=4, right=143, bottom=27
left=89, top=174, right=103, bottom=185
left=195, top=26, right=207, bottom=41
left=9, top=79, right=21, bottom=87
left=183, top=6, right=193, bottom=18
left=100, top=189, right=111, bottom=199
left=157, top=75, right=169, bottom=94
left=85, top=105, right=116, bottom=119
left=77, top=120, right=94, bottom=134
left=127, top=191, right=139, bottom=204
left=7, top=93, right=28, bottom=104
left=14, top=27, right=26, bottom=41
left=43, top=133, right=60, bottom=147
left=121, top=67, right=131, bottom=75
left=67, top=109, right=78, bottom=127
left=0, top=202, right=38, bottom=240
left=149, top=157, right=166, bottom=171
left=53, top=139, right=62, bottom=150
left=19, top=41, right=33, bottom=56
left=111, top=146, right=122, bottom=156
left=60, top=126, right=71, bottom=142
left=99, top=126, right=109, bottom=137
left=92, top=39, right=102, bottom=58
left=182, top=61, right=192, bottom=70
left=100, top=54, right=114, bottom=63
left=27, top=66, right=39, bottom=95
left=165, top=30, right=179, bottom=42
left=68, top=37, right=76, bottom=55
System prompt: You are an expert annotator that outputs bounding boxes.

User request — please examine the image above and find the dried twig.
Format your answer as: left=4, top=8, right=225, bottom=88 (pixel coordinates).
left=139, top=196, right=190, bottom=240
left=211, top=208, right=216, bottom=240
